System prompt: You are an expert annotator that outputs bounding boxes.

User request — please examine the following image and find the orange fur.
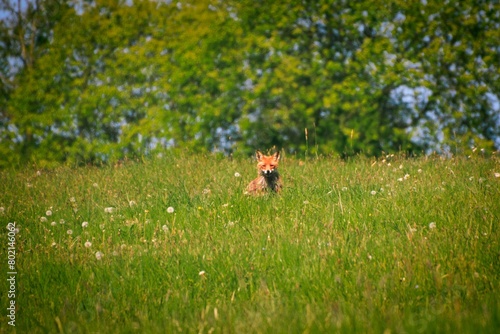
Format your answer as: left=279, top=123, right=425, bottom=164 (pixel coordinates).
left=245, top=151, right=282, bottom=195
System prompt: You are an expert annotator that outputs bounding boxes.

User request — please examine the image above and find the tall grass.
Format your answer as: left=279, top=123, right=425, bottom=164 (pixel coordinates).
left=1, top=152, right=499, bottom=333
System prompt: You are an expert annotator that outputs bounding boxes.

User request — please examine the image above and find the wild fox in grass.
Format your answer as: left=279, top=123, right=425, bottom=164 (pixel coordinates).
left=245, top=150, right=283, bottom=195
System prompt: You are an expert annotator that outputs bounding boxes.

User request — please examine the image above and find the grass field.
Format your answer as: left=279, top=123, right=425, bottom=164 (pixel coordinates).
left=1, top=152, right=499, bottom=333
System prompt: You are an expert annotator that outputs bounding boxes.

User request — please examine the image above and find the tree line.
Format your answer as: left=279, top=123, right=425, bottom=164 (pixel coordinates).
left=1, top=0, right=499, bottom=167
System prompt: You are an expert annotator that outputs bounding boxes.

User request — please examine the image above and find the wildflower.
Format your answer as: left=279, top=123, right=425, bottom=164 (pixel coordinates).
left=202, top=188, right=211, bottom=195
left=234, top=172, right=241, bottom=177
left=46, top=210, right=52, bottom=216
left=82, top=221, right=89, bottom=228
left=167, top=206, right=174, bottom=213
left=429, top=222, right=436, bottom=229
left=51, top=222, right=57, bottom=226
left=0, top=207, right=4, bottom=213
left=36, top=170, right=42, bottom=176
left=95, top=251, right=103, bottom=260
left=370, top=190, right=377, bottom=195
left=104, top=207, right=114, bottom=213
left=199, top=270, right=206, bottom=276
left=129, top=200, right=137, bottom=207
left=84, top=241, right=92, bottom=248
left=51, top=242, right=57, bottom=247
left=162, top=225, right=169, bottom=232
left=70, top=197, right=76, bottom=203
left=222, top=203, right=229, bottom=207
left=40, top=217, right=48, bottom=223
left=397, top=178, right=403, bottom=182
left=494, top=173, right=500, bottom=178
left=404, top=174, right=410, bottom=180
left=59, top=219, right=65, bottom=224
left=418, top=169, right=422, bottom=173
left=67, top=229, right=73, bottom=235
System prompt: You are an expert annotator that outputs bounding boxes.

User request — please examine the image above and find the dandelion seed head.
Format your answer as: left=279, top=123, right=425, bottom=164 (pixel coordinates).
left=0, top=207, right=4, bottom=213
left=82, top=221, right=89, bottom=228
left=397, top=178, right=403, bottom=182
left=84, top=241, right=92, bottom=248
left=93, top=183, right=99, bottom=188
left=59, top=219, right=65, bottom=224
left=46, top=210, right=52, bottom=216
left=199, top=270, right=206, bottom=276
left=370, top=190, right=377, bottom=195
left=67, top=229, right=73, bottom=235
left=70, top=197, right=76, bottom=203
left=404, top=174, right=410, bottom=180
left=202, top=188, right=211, bottom=195
left=429, top=222, right=436, bottom=229
left=418, top=169, right=422, bottom=173
left=104, top=207, right=114, bottom=213
left=129, top=200, right=137, bottom=207
left=95, top=251, right=103, bottom=260
left=40, top=217, right=48, bottom=222
left=342, top=187, right=348, bottom=191
left=494, top=172, right=500, bottom=178
left=51, top=221, right=57, bottom=226
left=162, top=225, right=169, bottom=232
left=167, top=206, right=174, bottom=213
left=234, top=172, right=241, bottom=177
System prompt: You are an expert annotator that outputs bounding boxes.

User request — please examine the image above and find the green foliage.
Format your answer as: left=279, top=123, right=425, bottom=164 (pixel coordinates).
left=0, top=0, right=499, bottom=167
left=1, top=154, right=499, bottom=332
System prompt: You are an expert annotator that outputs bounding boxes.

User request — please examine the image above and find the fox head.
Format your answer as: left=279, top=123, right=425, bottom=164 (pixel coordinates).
left=256, top=150, right=280, bottom=177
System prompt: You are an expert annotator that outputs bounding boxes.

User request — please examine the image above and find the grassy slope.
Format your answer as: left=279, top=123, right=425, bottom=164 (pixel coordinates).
left=1, top=153, right=499, bottom=333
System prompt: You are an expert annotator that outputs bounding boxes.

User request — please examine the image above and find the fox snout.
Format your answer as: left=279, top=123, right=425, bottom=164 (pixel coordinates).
left=261, top=169, right=274, bottom=176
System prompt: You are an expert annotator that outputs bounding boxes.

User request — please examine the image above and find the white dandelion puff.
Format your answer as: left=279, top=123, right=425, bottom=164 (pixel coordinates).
left=67, top=229, right=73, bottom=235
left=129, top=200, right=137, bottom=207
left=95, top=251, right=103, bottom=260
left=104, top=207, right=114, bottom=213
left=494, top=172, right=500, bottom=178
left=370, top=190, right=377, bottom=195
left=162, top=225, right=169, bottom=232
left=82, top=221, right=89, bottom=228
left=234, top=172, right=241, bottom=177
left=429, top=222, right=436, bottom=229
left=167, top=206, right=174, bottom=213
left=40, top=217, right=48, bottom=223
left=46, top=210, right=52, bottom=216
left=84, top=241, right=92, bottom=248
left=199, top=270, right=206, bottom=276
left=51, top=222, right=57, bottom=226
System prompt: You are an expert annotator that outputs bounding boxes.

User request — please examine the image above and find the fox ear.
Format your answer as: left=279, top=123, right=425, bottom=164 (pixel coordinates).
left=272, top=151, right=280, bottom=161
left=255, top=150, right=263, bottom=160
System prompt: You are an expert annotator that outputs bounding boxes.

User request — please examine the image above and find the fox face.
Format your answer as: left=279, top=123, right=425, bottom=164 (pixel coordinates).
left=245, top=150, right=282, bottom=195
left=256, top=151, right=280, bottom=177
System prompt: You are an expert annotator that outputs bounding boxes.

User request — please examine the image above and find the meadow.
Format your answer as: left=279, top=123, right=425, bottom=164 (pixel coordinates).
left=1, top=152, right=499, bottom=333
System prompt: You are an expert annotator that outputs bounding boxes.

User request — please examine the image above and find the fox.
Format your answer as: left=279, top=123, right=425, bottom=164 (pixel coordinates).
left=245, top=150, right=283, bottom=195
